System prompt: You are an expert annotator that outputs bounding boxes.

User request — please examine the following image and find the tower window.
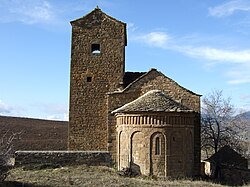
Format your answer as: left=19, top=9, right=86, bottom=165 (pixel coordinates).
left=91, top=44, right=100, bottom=55
left=87, top=77, right=92, bottom=82
left=155, top=137, right=160, bottom=155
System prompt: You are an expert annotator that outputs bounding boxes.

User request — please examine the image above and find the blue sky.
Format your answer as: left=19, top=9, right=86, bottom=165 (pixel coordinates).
left=0, top=0, right=250, bottom=120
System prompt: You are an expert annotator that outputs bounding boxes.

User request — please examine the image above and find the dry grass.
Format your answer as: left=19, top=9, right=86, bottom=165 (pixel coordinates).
left=3, top=165, right=237, bottom=187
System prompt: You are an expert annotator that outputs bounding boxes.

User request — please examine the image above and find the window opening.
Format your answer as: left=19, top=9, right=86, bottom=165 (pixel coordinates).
left=87, top=77, right=92, bottom=82
left=91, top=44, right=100, bottom=55
left=155, top=137, right=160, bottom=155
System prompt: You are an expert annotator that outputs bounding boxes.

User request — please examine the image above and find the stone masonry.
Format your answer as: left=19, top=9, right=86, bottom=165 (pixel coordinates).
left=68, top=7, right=126, bottom=150
left=68, top=7, right=201, bottom=177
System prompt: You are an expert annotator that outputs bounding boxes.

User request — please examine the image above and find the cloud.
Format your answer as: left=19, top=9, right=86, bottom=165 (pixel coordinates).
left=46, top=113, right=68, bottom=121
left=133, top=31, right=250, bottom=85
left=226, top=69, right=250, bottom=84
left=0, top=0, right=115, bottom=26
left=176, top=46, right=250, bottom=64
left=134, top=32, right=171, bottom=47
left=127, top=23, right=137, bottom=32
left=41, top=103, right=68, bottom=121
left=135, top=31, right=250, bottom=64
left=0, top=0, right=56, bottom=24
left=209, top=0, right=250, bottom=17
left=0, top=100, right=12, bottom=114
left=173, top=46, right=250, bottom=85
left=240, top=94, right=250, bottom=100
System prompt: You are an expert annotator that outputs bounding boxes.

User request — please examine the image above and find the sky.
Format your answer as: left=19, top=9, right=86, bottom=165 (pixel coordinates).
left=0, top=0, right=250, bottom=121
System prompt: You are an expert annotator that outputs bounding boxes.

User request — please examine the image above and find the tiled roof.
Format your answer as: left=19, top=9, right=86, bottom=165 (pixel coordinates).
left=112, top=90, right=193, bottom=113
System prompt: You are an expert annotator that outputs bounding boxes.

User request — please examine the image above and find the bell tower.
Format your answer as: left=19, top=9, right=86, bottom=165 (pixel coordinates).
left=68, top=7, right=127, bottom=150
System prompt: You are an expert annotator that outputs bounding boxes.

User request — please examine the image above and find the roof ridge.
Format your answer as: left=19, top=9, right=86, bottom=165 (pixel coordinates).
left=112, top=90, right=193, bottom=114
left=122, top=68, right=156, bottom=92
left=156, top=70, right=202, bottom=97
left=70, top=7, right=126, bottom=25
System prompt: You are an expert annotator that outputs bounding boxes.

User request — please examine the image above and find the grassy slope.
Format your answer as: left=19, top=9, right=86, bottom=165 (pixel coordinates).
left=0, top=116, right=68, bottom=150
left=4, top=165, right=232, bottom=187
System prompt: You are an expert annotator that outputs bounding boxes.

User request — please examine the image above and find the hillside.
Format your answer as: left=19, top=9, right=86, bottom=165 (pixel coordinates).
left=241, top=111, right=250, bottom=120
left=0, top=116, right=68, bottom=151
left=238, top=111, right=250, bottom=143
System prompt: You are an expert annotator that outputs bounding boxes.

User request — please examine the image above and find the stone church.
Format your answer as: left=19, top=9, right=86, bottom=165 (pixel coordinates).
left=68, top=7, right=201, bottom=177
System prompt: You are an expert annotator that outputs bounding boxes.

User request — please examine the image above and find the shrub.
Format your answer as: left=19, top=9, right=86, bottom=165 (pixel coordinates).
left=0, top=131, right=21, bottom=182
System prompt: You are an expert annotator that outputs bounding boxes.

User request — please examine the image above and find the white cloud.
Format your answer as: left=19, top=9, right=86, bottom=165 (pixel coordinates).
left=226, top=69, right=250, bottom=84
left=134, top=32, right=171, bottom=47
left=176, top=46, right=250, bottom=64
left=209, top=0, right=250, bottom=17
left=133, top=31, right=250, bottom=85
left=46, top=113, right=68, bottom=121
left=175, top=46, right=250, bottom=84
left=41, top=103, right=68, bottom=121
left=0, top=0, right=56, bottom=24
left=135, top=31, right=250, bottom=64
left=0, top=100, right=12, bottom=114
left=127, top=23, right=137, bottom=32
left=240, top=94, right=250, bottom=100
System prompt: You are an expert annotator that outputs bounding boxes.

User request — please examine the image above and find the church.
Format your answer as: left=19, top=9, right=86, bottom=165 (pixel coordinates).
left=68, top=7, right=201, bottom=177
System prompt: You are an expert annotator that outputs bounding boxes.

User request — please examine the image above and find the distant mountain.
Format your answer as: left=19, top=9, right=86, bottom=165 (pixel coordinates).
left=240, top=111, right=250, bottom=120
left=234, top=111, right=250, bottom=143
left=235, top=111, right=250, bottom=121
left=0, top=116, right=68, bottom=151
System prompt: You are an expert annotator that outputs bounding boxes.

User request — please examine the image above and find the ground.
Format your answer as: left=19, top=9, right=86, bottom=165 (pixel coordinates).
left=2, top=165, right=246, bottom=187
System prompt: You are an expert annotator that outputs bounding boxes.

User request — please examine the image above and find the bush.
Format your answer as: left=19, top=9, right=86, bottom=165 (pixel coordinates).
left=0, top=131, right=21, bottom=182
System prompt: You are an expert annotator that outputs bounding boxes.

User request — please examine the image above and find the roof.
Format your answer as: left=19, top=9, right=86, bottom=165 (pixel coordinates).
left=206, top=146, right=248, bottom=168
left=71, top=7, right=126, bottom=25
left=123, top=72, right=146, bottom=88
left=112, top=90, right=193, bottom=114
left=109, top=68, right=201, bottom=97
left=70, top=7, right=127, bottom=46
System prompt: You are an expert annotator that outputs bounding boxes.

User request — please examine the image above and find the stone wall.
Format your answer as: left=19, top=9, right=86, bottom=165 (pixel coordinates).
left=68, top=8, right=201, bottom=176
left=15, top=151, right=112, bottom=167
left=68, top=8, right=126, bottom=151
left=116, top=113, right=195, bottom=177
left=108, top=69, right=201, bottom=175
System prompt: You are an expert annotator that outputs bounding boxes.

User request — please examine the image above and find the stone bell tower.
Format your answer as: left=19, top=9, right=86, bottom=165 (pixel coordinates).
left=68, top=7, right=127, bottom=150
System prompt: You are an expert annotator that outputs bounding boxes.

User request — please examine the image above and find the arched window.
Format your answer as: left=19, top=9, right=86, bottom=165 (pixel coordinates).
left=155, top=137, right=160, bottom=155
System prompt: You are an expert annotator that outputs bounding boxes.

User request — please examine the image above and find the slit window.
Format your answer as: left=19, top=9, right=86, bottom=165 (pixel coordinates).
left=91, top=44, right=100, bottom=55
left=87, top=77, right=92, bottom=82
left=155, top=137, right=160, bottom=155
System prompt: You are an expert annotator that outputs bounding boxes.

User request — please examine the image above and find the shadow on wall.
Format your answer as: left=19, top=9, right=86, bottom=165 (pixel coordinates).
left=130, top=162, right=141, bottom=176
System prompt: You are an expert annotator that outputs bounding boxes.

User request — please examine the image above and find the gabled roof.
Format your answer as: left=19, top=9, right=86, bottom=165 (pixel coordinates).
left=70, top=7, right=127, bottom=46
left=109, top=68, right=201, bottom=96
left=123, top=72, right=146, bottom=88
left=71, top=7, right=126, bottom=25
left=206, top=146, right=248, bottom=168
left=112, top=90, right=193, bottom=114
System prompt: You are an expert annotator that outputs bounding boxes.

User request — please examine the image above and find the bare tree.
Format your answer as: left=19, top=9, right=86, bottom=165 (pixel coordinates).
left=201, top=90, right=247, bottom=158
left=0, top=130, right=21, bottom=182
